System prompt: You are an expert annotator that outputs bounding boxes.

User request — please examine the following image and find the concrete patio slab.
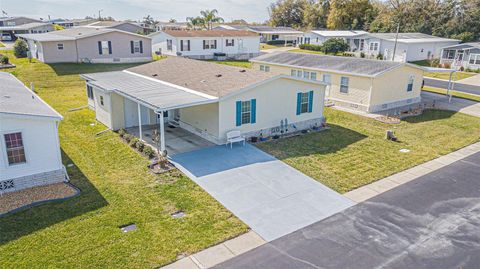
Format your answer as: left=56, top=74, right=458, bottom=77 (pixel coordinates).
left=170, top=144, right=355, bottom=242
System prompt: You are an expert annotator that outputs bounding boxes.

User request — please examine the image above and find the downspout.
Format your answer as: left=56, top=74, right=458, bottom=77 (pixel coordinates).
left=75, top=39, right=79, bottom=63
left=367, top=77, right=374, bottom=113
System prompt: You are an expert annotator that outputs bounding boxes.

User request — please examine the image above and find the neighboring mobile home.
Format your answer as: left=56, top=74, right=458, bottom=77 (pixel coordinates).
left=366, top=33, right=459, bottom=62
left=250, top=52, right=425, bottom=113
left=440, top=42, right=480, bottom=71
left=85, top=21, right=146, bottom=34
left=81, top=57, right=326, bottom=154
left=18, top=27, right=152, bottom=63
left=150, top=30, right=261, bottom=60
left=215, top=25, right=303, bottom=44
left=300, top=30, right=369, bottom=52
left=0, top=72, right=66, bottom=194
left=0, top=16, right=51, bottom=41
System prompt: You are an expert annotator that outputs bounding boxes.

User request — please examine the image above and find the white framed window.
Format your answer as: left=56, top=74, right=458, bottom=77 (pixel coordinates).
left=100, top=41, right=110, bottom=55
left=100, top=96, right=104, bottom=106
left=260, top=65, right=265, bottom=71
left=57, top=43, right=64, bottom=50
left=203, top=40, right=217, bottom=49
left=340, top=77, right=349, bottom=93
left=310, top=72, right=317, bottom=80
left=167, top=39, right=172, bottom=51
left=133, top=41, right=141, bottom=53
left=300, top=92, right=310, bottom=114
left=369, top=42, right=379, bottom=51
left=264, top=66, right=270, bottom=72
left=180, top=40, right=190, bottom=51
left=87, top=85, right=94, bottom=100
left=443, top=49, right=455, bottom=59
left=469, top=54, right=480, bottom=65
left=407, top=75, right=414, bottom=92
left=322, top=74, right=331, bottom=84
left=226, top=39, right=235, bottom=47
left=4, top=132, right=26, bottom=165
left=241, top=100, right=251, bottom=124
left=296, top=70, right=302, bottom=78
left=291, top=70, right=297, bottom=77
left=303, top=71, right=310, bottom=79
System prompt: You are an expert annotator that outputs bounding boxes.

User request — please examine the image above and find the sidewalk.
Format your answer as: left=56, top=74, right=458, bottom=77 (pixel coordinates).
left=344, top=141, right=480, bottom=202
left=161, top=231, right=265, bottom=269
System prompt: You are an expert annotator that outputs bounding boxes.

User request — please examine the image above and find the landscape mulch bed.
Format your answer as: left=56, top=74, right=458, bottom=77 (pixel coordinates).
left=0, top=182, right=79, bottom=216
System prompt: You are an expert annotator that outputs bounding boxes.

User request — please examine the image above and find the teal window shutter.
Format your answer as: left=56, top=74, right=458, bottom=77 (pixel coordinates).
left=236, top=101, right=242, bottom=126
left=296, top=92, right=302, bottom=115
left=251, top=99, right=256, bottom=124
left=308, top=91, right=314, bottom=113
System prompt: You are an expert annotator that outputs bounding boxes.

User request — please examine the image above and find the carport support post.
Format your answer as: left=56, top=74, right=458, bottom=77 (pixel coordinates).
left=159, top=111, right=166, bottom=153
left=137, top=103, right=143, bottom=141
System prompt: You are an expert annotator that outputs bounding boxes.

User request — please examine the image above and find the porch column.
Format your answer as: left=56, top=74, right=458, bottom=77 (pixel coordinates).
left=137, top=103, right=143, bottom=141
left=159, top=111, right=166, bottom=153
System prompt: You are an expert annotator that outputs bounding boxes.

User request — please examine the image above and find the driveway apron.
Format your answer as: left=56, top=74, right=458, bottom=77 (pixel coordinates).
left=170, top=144, right=354, bottom=242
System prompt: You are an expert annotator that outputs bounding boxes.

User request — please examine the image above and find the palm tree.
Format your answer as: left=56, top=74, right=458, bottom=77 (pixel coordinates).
left=200, top=9, right=224, bottom=30
left=187, top=16, right=204, bottom=30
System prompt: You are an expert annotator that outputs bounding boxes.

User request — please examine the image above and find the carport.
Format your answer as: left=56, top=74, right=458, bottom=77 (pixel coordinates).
left=82, top=70, right=219, bottom=155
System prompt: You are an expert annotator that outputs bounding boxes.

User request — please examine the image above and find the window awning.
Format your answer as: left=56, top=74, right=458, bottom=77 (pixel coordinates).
left=81, top=71, right=218, bottom=111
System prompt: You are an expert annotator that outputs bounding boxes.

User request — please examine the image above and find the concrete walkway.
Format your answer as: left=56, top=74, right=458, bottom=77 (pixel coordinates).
left=170, top=144, right=354, bottom=242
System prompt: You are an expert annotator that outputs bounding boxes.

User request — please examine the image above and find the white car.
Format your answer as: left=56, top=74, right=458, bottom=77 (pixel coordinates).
left=1, top=33, right=12, bottom=41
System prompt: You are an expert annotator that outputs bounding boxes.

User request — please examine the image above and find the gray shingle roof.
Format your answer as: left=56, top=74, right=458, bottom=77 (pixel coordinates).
left=0, top=72, right=62, bottom=119
left=441, top=42, right=480, bottom=50
left=251, top=52, right=404, bottom=77
left=81, top=71, right=215, bottom=111
left=127, top=57, right=276, bottom=97
left=17, top=27, right=147, bottom=42
left=368, top=32, right=459, bottom=43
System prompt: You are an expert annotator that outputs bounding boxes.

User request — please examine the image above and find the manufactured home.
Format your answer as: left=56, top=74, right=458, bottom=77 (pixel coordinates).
left=251, top=52, right=425, bottom=113
left=81, top=57, right=327, bottom=155
left=18, top=27, right=152, bottom=64
left=440, top=42, right=480, bottom=71
left=0, top=72, right=66, bottom=194
left=150, top=30, right=261, bottom=60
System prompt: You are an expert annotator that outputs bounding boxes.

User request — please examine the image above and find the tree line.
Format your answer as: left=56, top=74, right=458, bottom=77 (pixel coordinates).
left=268, top=0, right=480, bottom=42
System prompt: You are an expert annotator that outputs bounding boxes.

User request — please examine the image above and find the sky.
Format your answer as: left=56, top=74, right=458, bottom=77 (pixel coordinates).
left=0, top=0, right=273, bottom=23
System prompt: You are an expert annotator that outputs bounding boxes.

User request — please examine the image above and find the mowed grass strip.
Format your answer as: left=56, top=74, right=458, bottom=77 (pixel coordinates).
left=423, top=86, right=480, bottom=102
left=257, top=108, right=480, bottom=193
left=0, top=51, right=247, bottom=269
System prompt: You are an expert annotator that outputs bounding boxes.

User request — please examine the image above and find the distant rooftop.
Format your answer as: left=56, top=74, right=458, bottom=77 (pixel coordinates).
left=251, top=52, right=407, bottom=77
left=369, top=32, right=459, bottom=43
left=160, top=29, right=258, bottom=38
left=0, top=72, right=62, bottom=119
left=217, top=25, right=303, bottom=34
left=0, top=22, right=51, bottom=31
left=442, top=42, right=480, bottom=50
left=310, top=30, right=368, bottom=37
left=87, top=20, right=141, bottom=28
left=127, top=56, right=276, bottom=97
left=17, top=26, right=146, bottom=42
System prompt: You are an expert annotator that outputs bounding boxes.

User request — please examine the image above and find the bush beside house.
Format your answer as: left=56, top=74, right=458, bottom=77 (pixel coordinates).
left=13, top=39, right=29, bottom=58
left=118, top=129, right=156, bottom=159
left=299, top=38, right=349, bottom=55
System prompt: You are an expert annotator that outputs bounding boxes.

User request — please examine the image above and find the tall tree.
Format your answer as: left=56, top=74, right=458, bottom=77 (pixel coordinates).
left=268, top=0, right=308, bottom=28
left=327, top=0, right=378, bottom=30
left=303, top=0, right=330, bottom=29
left=187, top=16, right=205, bottom=30
left=200, top=9, right=224, bottom=29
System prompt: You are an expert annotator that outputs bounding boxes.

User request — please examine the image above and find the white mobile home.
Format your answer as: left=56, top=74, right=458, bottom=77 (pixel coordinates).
left=440, top=42, right=480, bottom=70
left=0, top=72, right=66, bottom=193
left=215, top=25, right=303, bottom=43
left=18, top=27, right=152, bottom=64
left=300, top=30, right=369, bottom=52
left=81, top=57, right=326, bottom=155
left=150, top=30, right=261, bottom=60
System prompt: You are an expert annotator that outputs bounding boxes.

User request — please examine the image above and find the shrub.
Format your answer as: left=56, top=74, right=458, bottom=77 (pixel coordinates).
left=299, top=43, right=323, bottom=51
left=459, top=66, right=465, bottom=71
left=443, top=62, right=451, bottom=69
left=322, top=38, right=349, bottom=54
left=13, top=39, right=29, bottom=58
left=0, top=55, right=8, bottom=64
left=266, top=40, right=294, bottom=45
left=124, top=134, right=133, bottom=143
left=135, top=140, right=145, bottom=152
left=342, top=52, right=354, bottom=57
left=376, top=53, right=384, bottom=60
left=429, top=58, right=440, bottom=67
left=118, top=129, right=126, bottom=137
left=143, top=146, right=156, bottom=158
left=129, top=137, right=139, bottom=147
left=360, top=52, right=366, bottom=58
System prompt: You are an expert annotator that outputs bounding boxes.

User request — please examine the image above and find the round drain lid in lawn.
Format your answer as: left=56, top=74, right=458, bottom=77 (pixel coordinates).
left=400, top=149, right=411, bottom=153
left=119, top=223, right=137, bottom=233
left=171, top=211, right=186, bottom=219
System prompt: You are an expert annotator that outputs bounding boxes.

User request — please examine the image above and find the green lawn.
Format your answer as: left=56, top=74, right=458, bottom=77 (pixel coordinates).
left=424, top=71, right=476, bottom=81
left=213, top=60, right=253, bottom=69
left=0, top=52, right=247, bottom=268
left=260, top=43, right=278, bottom=50
left=423, top=86, right=480, bottom=102
left=257, top=108, right=480, bottom=193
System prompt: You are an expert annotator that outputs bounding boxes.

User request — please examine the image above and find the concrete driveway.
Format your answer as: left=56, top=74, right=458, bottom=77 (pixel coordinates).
left=170, top=144, right=354, bottom=242
left=421, top=92, right=480, bottom=117
left=215, top=152, right=480, bottom=269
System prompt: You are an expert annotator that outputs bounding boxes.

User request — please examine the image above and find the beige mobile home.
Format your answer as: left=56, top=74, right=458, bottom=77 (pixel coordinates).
left=18, top=27, right=152, bottom=64
left=81, top=57, right=327, bottom=155
left=250, top=52, right=425, bottom=113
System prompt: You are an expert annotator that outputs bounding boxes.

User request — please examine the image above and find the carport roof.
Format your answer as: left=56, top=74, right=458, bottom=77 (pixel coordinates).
left=81, top=70, right=216, bottom=111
